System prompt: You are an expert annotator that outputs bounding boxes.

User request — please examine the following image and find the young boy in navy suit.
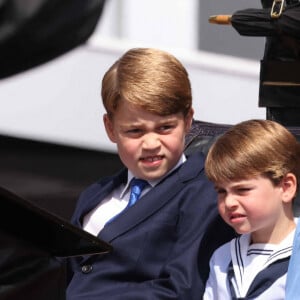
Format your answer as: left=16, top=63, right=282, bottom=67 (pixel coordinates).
left=66, top=47, right=234, bottom=299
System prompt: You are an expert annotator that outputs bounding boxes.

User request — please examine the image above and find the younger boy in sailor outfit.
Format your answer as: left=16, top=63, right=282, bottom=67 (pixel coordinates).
left=203, top=119, right=300, bottom=299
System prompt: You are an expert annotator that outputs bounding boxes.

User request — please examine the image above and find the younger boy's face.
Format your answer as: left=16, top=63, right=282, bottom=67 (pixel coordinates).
left=104, top=100, right=193, bottom=181
left=215, top=174, right=296, bottom=244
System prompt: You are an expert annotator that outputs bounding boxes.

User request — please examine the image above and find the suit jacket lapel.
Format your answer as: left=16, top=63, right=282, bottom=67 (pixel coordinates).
left=73, top=169, right=127, bottom=228
left=99, top=152, right=204, bottom=242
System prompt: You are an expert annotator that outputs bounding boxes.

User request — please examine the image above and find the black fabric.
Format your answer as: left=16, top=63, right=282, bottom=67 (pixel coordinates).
left=0, top=186, right=112, bottom=257
left=260, top=1, right=300, bottom=122
left=0, top=221, right=66, bottom=300
left=231, top=3, right=300, bottom=39
left=0, top=134, right=123, bottom=220
left=184, top=120, right=232, bottom=156
left=266, top=107, right=300, bottom=126
left=0, top=186, right=112, bottom=300
left=0, top=231, right=65, bottom=300
left=213, top=0, right=300, bottom=124
left=0, top=0, right=106, bottom=79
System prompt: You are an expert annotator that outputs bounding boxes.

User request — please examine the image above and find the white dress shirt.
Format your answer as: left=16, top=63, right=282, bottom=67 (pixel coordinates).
left=83, top=154, right=186, bottom=236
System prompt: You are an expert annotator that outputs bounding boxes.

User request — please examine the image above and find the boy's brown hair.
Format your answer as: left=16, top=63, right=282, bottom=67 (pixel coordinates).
left=101, top=48, right=192, bottom=118
left=205, top=119, right=300, bottom=190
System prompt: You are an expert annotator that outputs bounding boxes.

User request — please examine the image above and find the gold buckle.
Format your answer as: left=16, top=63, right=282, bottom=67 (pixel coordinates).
left=271, top=0, right=285, bottom=18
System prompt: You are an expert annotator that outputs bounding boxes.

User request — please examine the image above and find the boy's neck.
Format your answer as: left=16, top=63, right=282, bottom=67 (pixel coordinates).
left=251, top=218, right=296, bottom=245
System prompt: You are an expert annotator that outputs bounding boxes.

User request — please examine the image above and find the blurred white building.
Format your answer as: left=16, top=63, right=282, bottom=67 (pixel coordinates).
left=0, top=0, right=265, bottom=153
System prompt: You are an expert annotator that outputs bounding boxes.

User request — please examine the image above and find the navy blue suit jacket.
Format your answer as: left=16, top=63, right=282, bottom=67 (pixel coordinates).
left=66, top=151, right=234, bottom=299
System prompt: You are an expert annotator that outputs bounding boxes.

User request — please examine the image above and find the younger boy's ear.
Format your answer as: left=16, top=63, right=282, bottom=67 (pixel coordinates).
left=184, top=108, right=194, bottom=133
left=281, top=173, right=297, bottom=203
left=103, top=114, right=117, bottom=143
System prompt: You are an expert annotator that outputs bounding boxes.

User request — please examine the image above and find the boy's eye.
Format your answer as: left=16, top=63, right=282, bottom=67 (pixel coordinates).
left=215, top=188, right=226, bottom=195
left=124, top=128, right=143, bottom=136
left=127, top=128, right=141, bottom=133
left=235, top=187, right=252, bottom=195
left=158, top=125, right=173, bottom=132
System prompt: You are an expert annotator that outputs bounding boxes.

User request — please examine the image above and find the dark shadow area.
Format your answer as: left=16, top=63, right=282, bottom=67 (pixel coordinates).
left=0, top=0, right=106, bottom=79
left=0, top=135, right=123, bottom=221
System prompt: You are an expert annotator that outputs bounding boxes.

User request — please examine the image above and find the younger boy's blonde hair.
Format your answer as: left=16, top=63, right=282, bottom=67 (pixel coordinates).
left=101, top=48, right=192, bottom=118
left=205, top=119, right=300, bottom=191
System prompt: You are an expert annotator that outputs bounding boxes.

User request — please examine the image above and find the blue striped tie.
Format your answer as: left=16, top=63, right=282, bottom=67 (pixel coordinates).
left=127, top=178, right=148, bottom=207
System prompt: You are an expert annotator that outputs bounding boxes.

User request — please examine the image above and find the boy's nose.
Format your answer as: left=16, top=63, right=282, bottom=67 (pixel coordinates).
left=224, top=194, right=238, bottom=209
left=142, top=133, right=160, bottom=149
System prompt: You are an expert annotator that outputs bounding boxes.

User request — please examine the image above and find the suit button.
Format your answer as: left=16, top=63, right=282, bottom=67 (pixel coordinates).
left=81, top=264, right=93, bottom=274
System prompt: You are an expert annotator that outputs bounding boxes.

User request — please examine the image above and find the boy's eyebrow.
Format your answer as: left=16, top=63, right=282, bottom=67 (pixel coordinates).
left=214, top=184, right=223, bottom=190
left=155, top=118, right=179, bottom=125
left=119, top=124, right=141, bottom=129
left=121, top=117, right=178, bottom=126
left=214, top=180, right=251, bottom=189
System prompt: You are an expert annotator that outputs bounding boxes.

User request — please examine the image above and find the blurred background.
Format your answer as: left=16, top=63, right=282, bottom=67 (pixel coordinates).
left=0, top=0, right=266, bottom=219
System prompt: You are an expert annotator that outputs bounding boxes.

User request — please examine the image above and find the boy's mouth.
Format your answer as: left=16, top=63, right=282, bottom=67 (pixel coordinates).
left=141, top=155, right=163, bottom=162
left=229, top=213, right=246, bottom=222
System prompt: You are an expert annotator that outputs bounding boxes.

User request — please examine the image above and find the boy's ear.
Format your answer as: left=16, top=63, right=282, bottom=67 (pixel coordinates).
left=281, top=173, right=297, bottom=203
left=103, top=114, right=117, bottom=143
left=185, top=108, right=194, bottom=133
